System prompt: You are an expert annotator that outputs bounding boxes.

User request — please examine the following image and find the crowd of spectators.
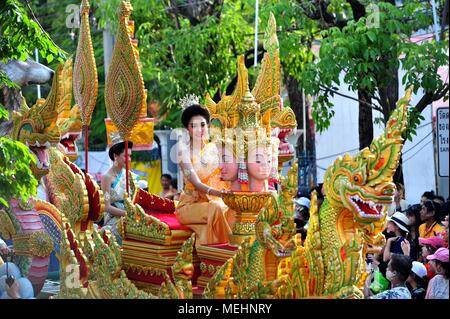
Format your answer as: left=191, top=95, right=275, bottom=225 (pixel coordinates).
left=294, top=185, right=449, bottom=299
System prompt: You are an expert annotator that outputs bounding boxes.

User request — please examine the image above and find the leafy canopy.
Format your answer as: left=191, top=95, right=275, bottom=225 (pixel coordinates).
left=300, top=0, right=449, bottom=140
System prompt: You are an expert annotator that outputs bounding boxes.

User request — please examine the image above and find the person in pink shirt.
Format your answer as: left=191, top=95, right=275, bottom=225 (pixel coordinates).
left=425, top=247, right=449, bottom=299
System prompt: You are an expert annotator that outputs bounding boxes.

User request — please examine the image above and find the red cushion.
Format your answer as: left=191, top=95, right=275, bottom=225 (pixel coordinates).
left=146, top=212, right=191, bottom=231
left=135, top=189, right=175, bottom=213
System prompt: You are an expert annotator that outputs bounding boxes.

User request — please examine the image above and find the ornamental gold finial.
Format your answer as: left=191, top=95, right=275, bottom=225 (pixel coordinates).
left=73, top=0, right=98, bottom=127
left=81, top=0, right=90, bottom=14
left=105, top=0, right=145, bottom=140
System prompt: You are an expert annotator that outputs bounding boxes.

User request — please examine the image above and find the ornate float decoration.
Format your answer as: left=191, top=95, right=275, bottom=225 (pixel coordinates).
left=73, top=0, right=98, bottom=173
left=206, top=89, right=412, bottom=298
left=0, top=61, right=63, bottom=295
left=21, top=0, right=412, bottom=300
left=205, top=13, right=297, bottom=173
left=55, top=58, right=83, bottom=162
left=104, top=18, right=156, bottom=151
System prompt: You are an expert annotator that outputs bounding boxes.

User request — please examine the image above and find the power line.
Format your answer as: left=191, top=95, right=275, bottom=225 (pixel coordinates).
left=403, top=130, right=433, bottom=155
left=403, top=139, right=433, bottom=163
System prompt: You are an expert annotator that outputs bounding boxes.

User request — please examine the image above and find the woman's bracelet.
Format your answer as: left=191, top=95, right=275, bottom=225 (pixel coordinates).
left=206, top=187, right=212, bottom=195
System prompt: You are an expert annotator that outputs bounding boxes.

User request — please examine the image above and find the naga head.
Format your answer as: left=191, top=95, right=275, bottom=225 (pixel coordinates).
left=323, top=89, right=411, bottom=225
left=55, top=58, right=82, bottom=161
left=10, top=65, right=64, bottom=179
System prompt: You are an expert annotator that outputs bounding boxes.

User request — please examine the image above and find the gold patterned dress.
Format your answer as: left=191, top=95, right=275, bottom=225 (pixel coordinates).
left=175, top=142, right=234, bottom=245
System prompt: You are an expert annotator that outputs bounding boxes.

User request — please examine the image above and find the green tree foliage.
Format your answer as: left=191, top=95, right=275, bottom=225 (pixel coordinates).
left=0, top=0, right=64, bottom=206
left=299, top=0, right=449, bottom=141
left=0, top=111, right=38, bottom=207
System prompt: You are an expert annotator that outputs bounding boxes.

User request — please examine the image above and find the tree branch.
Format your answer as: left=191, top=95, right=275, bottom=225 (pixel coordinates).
left=440, top=0, right=449, bottom=40
left=413, top=84, right=449, bottom=114
left=319, top=84, right=383, bottom=112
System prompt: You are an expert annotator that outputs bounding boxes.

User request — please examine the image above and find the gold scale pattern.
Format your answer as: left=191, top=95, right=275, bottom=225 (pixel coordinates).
left=73, top=0, right=98, bottom=126
left=104, top=1, right=145, bottom=139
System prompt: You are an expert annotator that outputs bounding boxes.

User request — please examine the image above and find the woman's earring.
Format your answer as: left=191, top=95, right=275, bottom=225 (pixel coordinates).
left=114, top=160, right=119, bottom=168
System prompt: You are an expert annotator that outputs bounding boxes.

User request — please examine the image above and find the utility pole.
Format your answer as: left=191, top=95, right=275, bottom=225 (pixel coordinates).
left=254, top=0, right=259, bottom=68
left=35, top=48, right=41, bottom=99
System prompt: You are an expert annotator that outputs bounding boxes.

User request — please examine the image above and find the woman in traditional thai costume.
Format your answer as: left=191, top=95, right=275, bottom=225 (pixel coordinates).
left=175, top=101, right=234, bottom=246
left=101, top=135, right=137, bottom=244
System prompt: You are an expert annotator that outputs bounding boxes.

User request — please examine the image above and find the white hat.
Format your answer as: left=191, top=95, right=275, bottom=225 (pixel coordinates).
left=411, top=261, right=427, bottom=278
left=294, top=197, right=310, bottom=209
left=388, top=212, right=410, bottom=233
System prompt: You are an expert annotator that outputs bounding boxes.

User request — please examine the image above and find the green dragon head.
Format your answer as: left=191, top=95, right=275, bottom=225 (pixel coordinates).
left=323, top=89, right=411, bottom=225
left=55, top=58, right=82, bottom=161
left=10, top=63, right=67, bottom=180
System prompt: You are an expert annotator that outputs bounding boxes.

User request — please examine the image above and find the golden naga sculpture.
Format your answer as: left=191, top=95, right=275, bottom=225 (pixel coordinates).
left=0, top=59, right=64, bottom=295
left=275, top=89, right=412, bottom=299
left=55, top=58, right=83, bottom=162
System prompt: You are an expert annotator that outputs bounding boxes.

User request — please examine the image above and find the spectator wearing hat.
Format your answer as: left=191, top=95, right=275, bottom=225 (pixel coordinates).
left=425, top=247, right=449, bottom=299
left=294, top=197, right=310, bottom=241
left=419, top=200, right=444, bottom=239
left=407, top=261, right=428, bottom=299
left=383, top=212, right=412, bottom=262
left=419, top=236, right=446, bottom=281
left=366, top=254, right=412, bottom=299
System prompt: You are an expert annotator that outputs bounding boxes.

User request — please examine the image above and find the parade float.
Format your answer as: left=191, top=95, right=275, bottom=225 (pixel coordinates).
left=0, top=0, right=413, bottom=299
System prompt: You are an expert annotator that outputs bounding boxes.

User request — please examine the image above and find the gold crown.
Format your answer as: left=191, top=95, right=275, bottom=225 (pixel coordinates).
left=179, top=94, right=200, bottom=110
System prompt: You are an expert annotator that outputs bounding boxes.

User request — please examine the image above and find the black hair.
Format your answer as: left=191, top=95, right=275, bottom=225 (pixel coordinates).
left=405, top=204, right=421, bottom=258
left=398, top=228, right=409, bottom=238
left=423, top=200, right=442, bottom=223
left=161, top=174, right=172, bottom=180
left=170, top=178, right=178, bottom=190
left=409, top=271, right=428, bottom=288
left=405, top=204, right=421, bottom=223
left=422, top=191, right=435, bottom=201
left=181, top=104, right=211, bottom=128
left=390, top=254, right=413, bottom=282
left=433, top=260, right=449, bottom=279
left=423, top=244, right=438, bottom=255
left=108, top=141, right=133, bottom=161
left=309, top=185, right=324, bottom=200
